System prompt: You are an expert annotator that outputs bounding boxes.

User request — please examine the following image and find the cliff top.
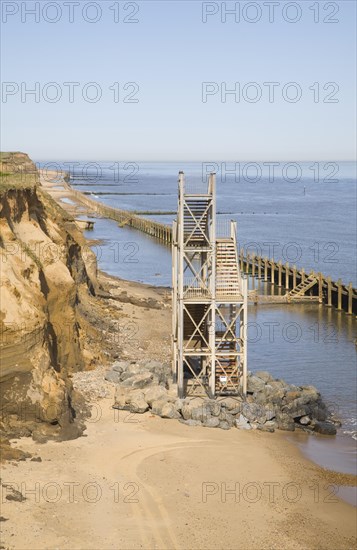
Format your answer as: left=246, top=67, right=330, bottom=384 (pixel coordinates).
left=0, top=151, right=39, bottom=191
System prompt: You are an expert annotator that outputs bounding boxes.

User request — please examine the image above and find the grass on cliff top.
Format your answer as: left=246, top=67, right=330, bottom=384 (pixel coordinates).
left=0, top=151, right=39, bottom=191
left=0, top=171, right=39, bottom=191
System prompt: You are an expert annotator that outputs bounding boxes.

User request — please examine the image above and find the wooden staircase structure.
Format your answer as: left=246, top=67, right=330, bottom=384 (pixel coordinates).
left=288, top=274, right=318, bottom=301
left=172, top=172, right=248, bottom=398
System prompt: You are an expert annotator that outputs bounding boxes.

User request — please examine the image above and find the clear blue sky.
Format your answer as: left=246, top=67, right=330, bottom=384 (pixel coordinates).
left=1, top=0, right=356, bottom=160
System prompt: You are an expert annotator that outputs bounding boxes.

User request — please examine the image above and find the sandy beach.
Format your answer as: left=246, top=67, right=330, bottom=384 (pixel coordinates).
left=1, top=385, right=356, bottom=550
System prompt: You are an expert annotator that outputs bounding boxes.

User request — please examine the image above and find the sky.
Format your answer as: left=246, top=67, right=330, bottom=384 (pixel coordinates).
left=1, top=0, right=356, bottom=161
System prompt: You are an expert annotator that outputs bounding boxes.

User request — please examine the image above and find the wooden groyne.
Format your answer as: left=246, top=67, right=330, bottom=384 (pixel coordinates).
left=63, top=180, right=356, bottom=316
left=66, top=182, right=172, bottom=244
left=240, top=252, right=356, bottom=315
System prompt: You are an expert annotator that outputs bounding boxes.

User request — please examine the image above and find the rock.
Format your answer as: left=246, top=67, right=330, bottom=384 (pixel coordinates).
left=242, top=403, right=266, bottom=424
left=129, top=394, right=149, bottom=414
left=276, top=413, right=295, bottom=431
left=235, top=414, right=251, bottom=430
left=191, top=405, right=210, bottom=423
left=121, top=372, right=157, bottom=389
left=258, top=421, right=276, bottom=433
left=314, top=421, right=337, bottom=436
left=144, top=386, right=168, bottom=406
left=247, top=375, right=266, bottom=394
left=299, top=415, right=311, bottom=425
left=4, top=486, right=26, bottom=502
left=265, top=407, right=276, bottom=421
left=202, top=416, right=220, bottom=428
left=159, top=403, right=181, bottom=419
left=173, top=398, right=184, bottom=412
left=120, top=364, right=146, bottom=380
left=113, top=386, right=129, bottom=410
left=104, top=370, right=121, bottom=384
left=204, top=400, right=221, bottom=416
left=219, top=397, right=242, bottom=411
left=181, top=398, right=206, bottom=421
left=112, top=360, right=130, bottom=373
left=255, top=371, right=273, bottom=383
left=285, top=390, right=302, bottom=403
left=151, top=398, right=169, bottom=416
left=219, top=412, right=235, bottom=427
left=30, top=457, right=42, bottom=462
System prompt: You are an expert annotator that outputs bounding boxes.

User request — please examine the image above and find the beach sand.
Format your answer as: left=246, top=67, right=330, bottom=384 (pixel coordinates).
left=1, top=394, right=356, bottom=550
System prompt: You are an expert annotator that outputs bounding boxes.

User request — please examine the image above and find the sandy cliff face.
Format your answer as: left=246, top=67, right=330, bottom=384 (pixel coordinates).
left=0, top=153, right=98, bottom=442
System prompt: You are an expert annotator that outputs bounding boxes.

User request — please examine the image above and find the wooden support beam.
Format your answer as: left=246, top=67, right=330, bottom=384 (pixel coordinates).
left=318, top=272, right=323, bottom=303
left=337, top=278, right=343, bottom=311
left=347, top=282, right=353, bottom=315
left=285, top=262, right=290, bottom=290
left=278, top=260, right=282, bottom=287
left=257, top=256, right=262, bottom=279
left=326, top=276, right=332, bottom=307
left=271, top=260, right=275, bottom=285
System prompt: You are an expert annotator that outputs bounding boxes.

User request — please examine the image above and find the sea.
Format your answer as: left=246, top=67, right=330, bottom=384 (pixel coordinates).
left=38, top=160, right=357, bottom=489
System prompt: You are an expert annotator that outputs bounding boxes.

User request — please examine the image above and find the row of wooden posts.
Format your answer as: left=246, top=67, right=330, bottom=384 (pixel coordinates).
left=65, top=182, right=356, bottom=316
left=238, top=252, right=356, bottom=315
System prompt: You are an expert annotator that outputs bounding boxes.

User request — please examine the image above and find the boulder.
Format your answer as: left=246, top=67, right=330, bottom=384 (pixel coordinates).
left=112, top=360, right=130, bottom=373
left=181, top=398, right=206, bottom=421
left=151, top=398, right=170, bottom=416
left=255, top=371, right=273, bottom=383
left=235, top=414, right=251, bottom=430
left=121, top=372, right=158, bottom=389
left=247, top=375, right=266, bottom=394
left=299, top=415, right=311, bottom=425
left=219, top=411, right=235, bottom=427
left=242, top=403, right=266, bottom=424
left=144, top=385, right=168, bottom=406
left=219, top=397, right=242, bottom=411
left=129, top=394, right=149, bottom=414
left=285, top=390, right=302, bottom=403
left=202, top=416, right=220, bottom=428
left=276, top=412, right=295, bottom=431
left=104, top=370, right=121, bottom=384
left=258, top=421, right=276, bottom=433
left=159, top=403, right=181, bottom=419
left=113, top=386, right=129, bottom=410
left=314, top=421, right=337, bottom=436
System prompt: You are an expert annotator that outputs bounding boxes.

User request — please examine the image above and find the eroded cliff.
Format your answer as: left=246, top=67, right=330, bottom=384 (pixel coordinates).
left=0, top=153, right=98, bottom=444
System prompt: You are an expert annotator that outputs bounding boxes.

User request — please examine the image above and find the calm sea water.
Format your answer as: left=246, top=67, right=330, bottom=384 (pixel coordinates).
left=40, top=160, right=357, bottom=285
left=39, top=160, right=357, bottom=474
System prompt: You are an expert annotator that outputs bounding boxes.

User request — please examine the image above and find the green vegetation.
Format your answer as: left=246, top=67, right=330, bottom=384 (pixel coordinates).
left=0, top=151, right=39, bottom=191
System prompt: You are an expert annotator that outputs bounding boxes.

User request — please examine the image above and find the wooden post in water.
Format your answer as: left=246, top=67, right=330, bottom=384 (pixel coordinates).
left=246, top=252, right=250, bottom=275
left=292, top=265, right=297, bottom=288
left=318, top=272, right=323, bottom=303
left=285, top=262, right=290, bottom=290
left=337, top=278, right=343, bottom=311
left=347, top=283, right=353, bottom=315
left=264, top=258, right=268, bottom=282
left=326, top=276, right=332, bottom=307
left=251, top=254, right=256, bottom=278
left=258, top=256, right=262, bottom=279
left=271, top=260, right=275, bottom=285
left=278, top=261, right=282, bottom=287
left=301, top=268, right=305, bottom=284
